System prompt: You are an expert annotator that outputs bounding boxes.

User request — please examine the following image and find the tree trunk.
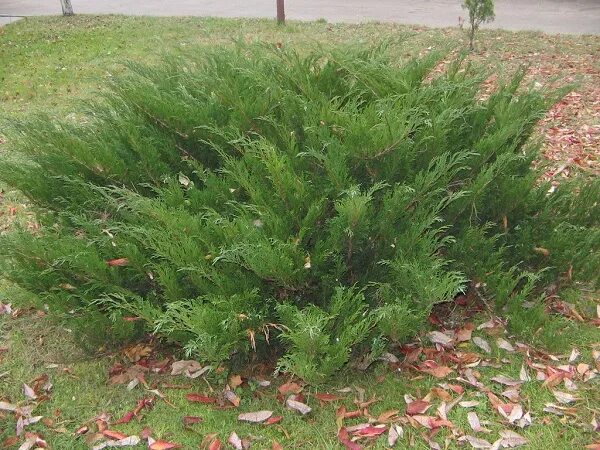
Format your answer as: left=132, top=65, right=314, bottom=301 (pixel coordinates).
left=276, top=0, right=285, bottom=25
left=60, top=0, right=74, bottom=16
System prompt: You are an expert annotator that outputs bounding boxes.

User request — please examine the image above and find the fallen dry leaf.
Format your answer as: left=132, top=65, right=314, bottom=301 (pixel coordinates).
left=182, top=416, right=203, bottom=426
left=186, top=393, right=217, bottom=404
left=338, top=427, right=362, bottom=450
left=497, top=338, right=515, bottom=352
left=406, top=400, right=432, bottom=416
left=278, top=381, right=303, bottom=395
left=472, top=337, right=492, bottom=354
left=428, top=331, right=454, bottom=347
left=314, top=392, right=343, bottom=402
left=227, top=432, right=243, bottom=450
left=224, top=389, right=240, bottom=407
left=499, top=429, right=528, bottom=447
left=238, top=410, right=273, bottom=423
left=458, top=435, right=492, bottom=449
left=552, top=390, right=578, bottom=404
left=491, top=375, right=524, bottom=387
left=286, top=397, right=311, bottom=415
left=387, top=424, right=403, bottom=447
left=418, top=360, right=454, bottom=378
left=148, top=438, right=183, bottom=450
left=467, top=411, right=490, bottom=433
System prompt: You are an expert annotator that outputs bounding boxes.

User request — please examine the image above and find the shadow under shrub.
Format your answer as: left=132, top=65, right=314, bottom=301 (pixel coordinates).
left=0, top=44, right=598, bottom=383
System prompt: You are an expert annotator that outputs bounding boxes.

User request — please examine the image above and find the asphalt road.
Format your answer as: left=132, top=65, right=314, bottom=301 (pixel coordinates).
left=1, top=0, right=599, bottom=34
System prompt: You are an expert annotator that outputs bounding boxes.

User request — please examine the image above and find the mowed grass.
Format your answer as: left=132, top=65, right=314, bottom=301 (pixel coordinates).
left=1, top=15, right=599, bottom=450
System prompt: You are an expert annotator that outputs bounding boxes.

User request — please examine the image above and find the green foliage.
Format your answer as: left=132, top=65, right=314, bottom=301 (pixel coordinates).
left=0, top=44, right=597, bottom=381
left=463, top=0, right=495, bottom=50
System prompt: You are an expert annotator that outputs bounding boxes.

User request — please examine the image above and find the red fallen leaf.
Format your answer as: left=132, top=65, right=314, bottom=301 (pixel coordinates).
left=114, top=410, right=135, bottom=424
left=107, top=258, right=129, bottom=267
left=406, top=400, right=432, bottom=415
left=585, top=444, right=600, bottom=450
left=183, top=416, right=203, bottom=426
left=208, top=439, right=223, bottom=450
left=344, top=410, right=363, bottom=419
left=446, top=384, right=464, bottom=395
left=278, top=381, right=303, bottom=395
left=338, top=427, right=362, bottom=450
left=186, top=393, right=217, bottom=403
left=265, top=415, right=283, bottom=425
left=272, top=440, right=284, bottom=450
left=315, top=393, right=343, bottom=402
left=352, top=425, right=387, bottom=437
left=102, top=430, right=128, bottom=440
left=150, top=440, right=183, bottom=450
left=418, top=360, right=453, bottom=378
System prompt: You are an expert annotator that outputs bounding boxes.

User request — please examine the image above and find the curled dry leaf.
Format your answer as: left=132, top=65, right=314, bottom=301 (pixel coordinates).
left=472, top=337, right=492, bottom=354
left=237, top=410, right=273, bottom=423
left=286, top=397, right=311, bottom=415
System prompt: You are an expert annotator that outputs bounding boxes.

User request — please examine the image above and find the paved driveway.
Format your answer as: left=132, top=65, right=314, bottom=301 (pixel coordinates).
left=1, top=0, right=599, bottom=33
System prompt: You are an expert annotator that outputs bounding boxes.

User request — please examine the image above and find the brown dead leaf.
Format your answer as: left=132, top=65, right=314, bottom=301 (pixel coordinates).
left=123, top=344, right=152, bottom=363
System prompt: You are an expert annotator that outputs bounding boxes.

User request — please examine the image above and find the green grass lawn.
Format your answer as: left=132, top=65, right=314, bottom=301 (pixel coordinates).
left=1, top=15, right=599, bottom=450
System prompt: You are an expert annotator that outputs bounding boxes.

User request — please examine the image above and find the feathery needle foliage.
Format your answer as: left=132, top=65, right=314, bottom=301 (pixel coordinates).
left=0, top=44, right=598, bottom=382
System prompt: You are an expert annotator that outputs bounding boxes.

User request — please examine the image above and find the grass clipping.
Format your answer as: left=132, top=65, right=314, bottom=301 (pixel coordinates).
left=0, top=44, right=598, bottom=383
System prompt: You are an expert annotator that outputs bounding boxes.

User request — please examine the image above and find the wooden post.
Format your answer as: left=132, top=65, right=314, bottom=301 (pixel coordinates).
left=276, top=0, right=285, bottom=25
left=60, top=0, right=74, bottom=16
